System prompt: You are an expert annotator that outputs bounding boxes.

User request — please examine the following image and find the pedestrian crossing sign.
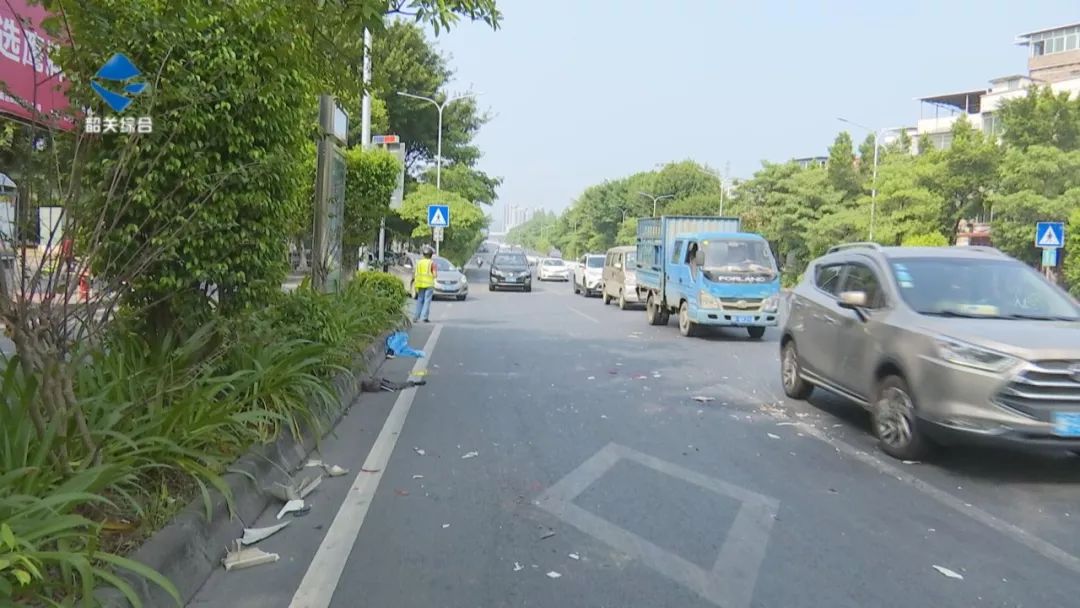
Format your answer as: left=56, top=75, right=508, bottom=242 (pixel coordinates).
left=1035, top=221, right=1064, bottom=249
left=428, top=204, right=450, bottom=228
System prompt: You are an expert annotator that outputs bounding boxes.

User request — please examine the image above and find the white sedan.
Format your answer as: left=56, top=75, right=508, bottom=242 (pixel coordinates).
left=537, top=258, right=570, bottom=281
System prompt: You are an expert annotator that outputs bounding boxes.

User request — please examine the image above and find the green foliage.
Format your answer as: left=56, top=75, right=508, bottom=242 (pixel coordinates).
left=343, top=147, right=401, bottom=268
left=419, top=163, right=502, bottom=204
left=901, top=233, right=949, bottom=247
left=1066, top=207, right=1080, bottom=297
left=827, top=132, right=861, bottom=197
left=998, top=86, right=1080, bottom=152
left=400, top=185, right=486, bottom=265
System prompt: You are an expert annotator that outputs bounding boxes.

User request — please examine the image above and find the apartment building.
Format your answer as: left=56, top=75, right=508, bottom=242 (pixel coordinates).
left=917, top=21, right=1080, bottom=149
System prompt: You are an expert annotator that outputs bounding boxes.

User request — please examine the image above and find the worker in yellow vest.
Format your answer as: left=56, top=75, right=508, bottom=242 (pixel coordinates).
left=413, top=245, right=437, bottom=323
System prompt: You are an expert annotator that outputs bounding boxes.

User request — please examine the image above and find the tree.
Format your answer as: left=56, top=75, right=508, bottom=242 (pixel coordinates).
left=343, top=147, right=400, bottom=271
left=827, top=132, right=860, bottom=198
left=399, top=184, right=486, bottom=265
left=1065, top=207, right=1080, bottom=298
left=872, top=154, right=947, bottom=246
left=998, top=86, right=1080, bottom=152
left=419, top=163, right=501, bottom=204
left=858, top=133, right=877, bottom=179
left=931, top=118, right=1000, bottom=240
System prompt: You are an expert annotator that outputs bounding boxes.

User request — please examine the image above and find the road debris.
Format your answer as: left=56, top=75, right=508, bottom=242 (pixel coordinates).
left=276, top=499, right=305, bottom=520
left=298, top=473, right=322, bottom=499
left=932, top=565, right=964, bottom=580
left=442, top=524, right=451, bottom=529
left=414, top=447, right=426, bottom=456
left=902, top=460, right=920, bottom=465
left=568, top=553, right=580, bottom=560
left=587, top=376, right=595, bottom=380
left=600, top=414, right=608, bottom=419
left=394, top=489, right=410, bottom=497
left=540, top=530, right=556, bottom=540
left=326, top=465, right=349, bottom=477
left=776, top=422, right=797, bottom=427
left=412, top=474, right=425, bottom=479
left=692, top=396, right=715, bottom=403
left=767, top=433, right=781, bottom=439
left=462, top=451, right=480, bottom=459
left=240, top=522, right=290, bottom=546
left=546, top=571, right=562, bottom=579
left=223, top=540, right=279, bottom=571
left=361, top=467, right=380, bottom=473
left=513, top=562, right=524, bottom=572
left=386, top=331, right=425, bottom=358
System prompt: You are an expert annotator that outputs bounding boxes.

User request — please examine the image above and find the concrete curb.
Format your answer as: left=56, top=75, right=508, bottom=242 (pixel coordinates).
left=97, top=329, right=396, bottom=608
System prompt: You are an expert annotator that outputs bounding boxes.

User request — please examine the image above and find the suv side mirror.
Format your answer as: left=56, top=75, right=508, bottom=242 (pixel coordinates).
left=838, top=291, right=868, bottom=309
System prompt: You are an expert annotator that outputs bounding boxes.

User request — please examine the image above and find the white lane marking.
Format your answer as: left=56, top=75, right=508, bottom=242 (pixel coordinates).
left=567, top=306, right=600, bottom=324
left=537, top=443, right=778, bottom=608
left=791, top=420, right=1080, bottom=575
left=288, top=325, right=443, bottom=608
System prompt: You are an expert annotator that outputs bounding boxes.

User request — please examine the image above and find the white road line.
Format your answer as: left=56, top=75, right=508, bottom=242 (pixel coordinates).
left=567, top=306, right=600, bottom=324
left=288, top=325, right=443, bottom=608
left=792, top=421, right=1080, bottom=575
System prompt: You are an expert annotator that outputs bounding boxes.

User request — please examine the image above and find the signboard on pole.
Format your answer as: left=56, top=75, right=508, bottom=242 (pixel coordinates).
left=1042, top=247, right=1058, bottom=268
left=432, top=226, right=444, bottom=242
left=1035, top=221, right=1065, bottom=249
left=428, top=204, right=450, bottom=228
left=373, top=135, right=406, bottom=211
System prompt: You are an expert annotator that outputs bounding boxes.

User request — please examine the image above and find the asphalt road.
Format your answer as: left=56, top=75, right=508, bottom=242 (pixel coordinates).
left=189, top=264, right=1080, bottom=608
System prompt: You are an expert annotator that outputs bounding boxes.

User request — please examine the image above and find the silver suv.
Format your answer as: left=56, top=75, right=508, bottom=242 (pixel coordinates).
left=781, top=243, right=1080, bottom=460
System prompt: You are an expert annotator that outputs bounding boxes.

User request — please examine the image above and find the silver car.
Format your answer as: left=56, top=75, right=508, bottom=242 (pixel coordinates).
left=409, top=256, right=469, bottom=301
left=781, top=243, right=1080, bottom=460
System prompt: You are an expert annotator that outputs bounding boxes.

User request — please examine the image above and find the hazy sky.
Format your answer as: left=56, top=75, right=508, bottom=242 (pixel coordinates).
left=430, top=1, right=1078, bottom=220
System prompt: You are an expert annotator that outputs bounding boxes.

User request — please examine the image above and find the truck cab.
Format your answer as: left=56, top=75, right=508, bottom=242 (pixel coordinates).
left=635, top=217, right=781, bottom=339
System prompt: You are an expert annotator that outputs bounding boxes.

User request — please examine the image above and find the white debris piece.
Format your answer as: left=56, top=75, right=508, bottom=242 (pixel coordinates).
left=767, top=433, right=781, bottom=439
left=223, top=540, right=279, bottom=571
left=587, top=376, right=595, bottom=380
left=414, top=447, right=426, bottom=456
left=442, top=524, right=451, bottom=529
left=600, top=414, right=608, bottom=419
left=412, top=474, right=424, bottom=479
left=298, top=473, right=322, bottom=499
left=902, top=460, right=920, bottom=465
left=326, top=465, right=350, bottom=477
left=546, top=571, right=562, bottom=579
left=568, top=553, right=580, bottom=560
left=932, top=565, right=964, bottom=580
left=462, top=451, right=479, bottom=459
left=513, top=562, right=524, bottom=572
left=240, top=522, right=290, bottom=546
left=304, top=459, right=324, bottom=469
left=692, top=396, right=714, bottom=403
left=776, top=422, right=797, bottom=427
left=276, top=499, right=305, bottom=520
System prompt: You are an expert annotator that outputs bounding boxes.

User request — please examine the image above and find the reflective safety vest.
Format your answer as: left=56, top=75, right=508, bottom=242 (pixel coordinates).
left=414, top=257, right=435, bottom=289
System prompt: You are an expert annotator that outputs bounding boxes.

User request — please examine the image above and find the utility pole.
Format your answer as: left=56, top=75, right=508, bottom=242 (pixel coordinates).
left=360, top=28, right=386, bottom=271
left=638, top=191, right=674, bottom=217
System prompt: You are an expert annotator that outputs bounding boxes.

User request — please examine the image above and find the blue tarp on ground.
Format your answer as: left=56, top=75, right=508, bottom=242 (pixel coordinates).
left=386, top=331, right=425, bottom=358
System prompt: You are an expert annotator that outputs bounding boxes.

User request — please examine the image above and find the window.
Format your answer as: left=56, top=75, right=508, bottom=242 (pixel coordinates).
left=1033, top=40, right=1045, bottom=57
left=840, top=264, right=885, bottom=308
left=814, top=264, right=843, bottom=295
left=684, top=241, right=699, bottom=264
left=586, top=256, right=604, bottom=268
left=671, top=240, right=684, bottom=264
left=1068, top=34, right=1078, bottom=51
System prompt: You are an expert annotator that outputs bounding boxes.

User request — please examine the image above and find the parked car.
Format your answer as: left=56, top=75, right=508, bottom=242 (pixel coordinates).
left=572, top=254, right=604, bottom=297
left=781, top=242, right=1080, bottom=460
left=489, top=251, right=532, bottom=292
left=601, top=246, right=640, bottom=310
left=432, top=257, right=468, bottom=300
left=538, top=257, right=570, bottom=281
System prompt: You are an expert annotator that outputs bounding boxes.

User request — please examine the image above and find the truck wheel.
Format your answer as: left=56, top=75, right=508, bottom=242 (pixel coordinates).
left=646, top=293, right=664, bottom=326
left=678, top=301, right=699, bottom=337
left=618, top=291, right=628, bottom=310
left=747, top=327, right=766, bottom=340
left=602, top=292, right=612, bottom=305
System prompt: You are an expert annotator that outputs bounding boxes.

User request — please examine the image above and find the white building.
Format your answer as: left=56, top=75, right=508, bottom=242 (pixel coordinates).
left=917, top=22, right=1080, bottom=149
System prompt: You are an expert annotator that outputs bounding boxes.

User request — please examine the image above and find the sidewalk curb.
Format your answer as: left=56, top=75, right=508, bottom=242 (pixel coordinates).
left=96, top=328, right=398, bottom=608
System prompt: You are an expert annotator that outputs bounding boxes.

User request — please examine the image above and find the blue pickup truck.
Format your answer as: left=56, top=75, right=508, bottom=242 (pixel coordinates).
left=635, top=216, right=781, bottom=339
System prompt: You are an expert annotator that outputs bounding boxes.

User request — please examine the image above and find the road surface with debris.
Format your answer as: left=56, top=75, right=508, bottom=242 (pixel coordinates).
left=188, top=266, right=1080, bottom=608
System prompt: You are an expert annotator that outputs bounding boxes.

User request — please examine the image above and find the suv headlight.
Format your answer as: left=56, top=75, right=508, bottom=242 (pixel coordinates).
left=935, top=337, right=1017, bottom=373
left=762, top=295, right=779, bottom=312
left=460, top=275, right=467, bottom=284
left=699, top=291, right=722, bottom=309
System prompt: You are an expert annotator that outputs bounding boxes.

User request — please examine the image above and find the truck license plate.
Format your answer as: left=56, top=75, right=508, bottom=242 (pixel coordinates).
left=1053, top=413, right=1080, bottom=437
left=734, top=315, right=754, bottom=325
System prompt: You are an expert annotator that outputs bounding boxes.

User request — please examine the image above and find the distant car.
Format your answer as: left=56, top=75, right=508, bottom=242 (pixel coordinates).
left=782, top=242, right=1080, bottom=460
left=601, top=245, right=641, bottom=310
left=572, top=254, right=604, bottom=297
left=489, top=251, right=532, bottom=292
left=538, top=257, right=569, bottom=281
left=432, top=257, right=468, bottom=301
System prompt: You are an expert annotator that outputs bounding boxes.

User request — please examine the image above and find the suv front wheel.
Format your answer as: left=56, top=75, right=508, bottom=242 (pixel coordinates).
left=780, top=341, right=813, bottom=399
left=873, top=375, right=935, bottom=460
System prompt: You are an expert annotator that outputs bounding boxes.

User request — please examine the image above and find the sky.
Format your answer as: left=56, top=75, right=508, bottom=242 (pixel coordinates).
left=429, top=0, right=1079, bottom=221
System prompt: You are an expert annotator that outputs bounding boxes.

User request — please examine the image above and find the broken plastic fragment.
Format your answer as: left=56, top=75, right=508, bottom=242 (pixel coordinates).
left=240, top=522, right=290, bottom=546
left=276, top=499, right=305, bottom=520
left=692, top=396, right=714, bottom=403
left=326, top=465, right=350, bottom=477
left=767, top=433, right=781, bottom=439
left=442, top=523, right=450, bottom=529
left=546, top=571, right=562, bottom=579
left=266, top=481, right=300, bottom=502
left=513, top=562, right=524, bottom=572
left=412, top=474, right=424, bottom=479
left=223, top=540, right=279, bottom=571
left=461, top=451, right=479, bottom=459
left=568, top=553, right=580, bottom=560
left=297, top=473, right=322, bottom=499
left=304, top=459, right=324, bottom=469
left=414, top=447, right=426, bottom=456
left=932, top=565, right=964, bottom=580
left=586, top=376, right=595, bottom=380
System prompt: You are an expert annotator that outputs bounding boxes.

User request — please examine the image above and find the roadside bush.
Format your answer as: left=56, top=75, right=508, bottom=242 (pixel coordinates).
left=0, top=276, right=406, bottom=606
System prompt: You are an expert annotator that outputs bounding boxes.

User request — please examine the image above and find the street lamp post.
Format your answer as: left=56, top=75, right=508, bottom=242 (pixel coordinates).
left=837, top=117, right=904, bottom=242
left=397, top=91, right=480, bottom=190
left=639, top=192, right=674, bottom=217
left=692, top=165, right=728, bottom=216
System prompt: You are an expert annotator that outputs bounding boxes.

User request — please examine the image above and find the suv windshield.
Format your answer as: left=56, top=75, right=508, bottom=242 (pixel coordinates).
left=891, top=258, right=1079, bottom=320
left=703, top=239, right=776, bottom=273
left=586, top=256, right=604, bottom=268
left=494, top=253, right=527, bottom=267
left=543, top=259, right=564, bottom=266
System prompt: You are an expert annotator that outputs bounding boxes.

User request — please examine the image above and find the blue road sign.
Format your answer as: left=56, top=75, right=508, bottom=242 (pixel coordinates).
left=1035, top=221, right=1065, bottom=249
left=428, top=204, right=450, bottom=228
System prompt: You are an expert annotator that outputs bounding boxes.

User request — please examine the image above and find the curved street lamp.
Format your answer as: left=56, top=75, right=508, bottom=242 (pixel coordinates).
left=397, top=91, right=481, bottom=189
